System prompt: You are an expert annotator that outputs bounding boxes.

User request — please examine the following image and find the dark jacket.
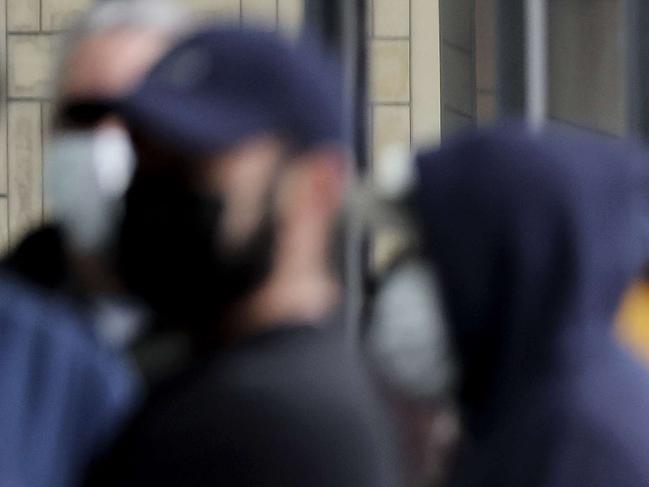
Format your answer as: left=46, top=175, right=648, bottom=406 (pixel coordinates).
left=3, top=225, right=70, bottom=291
left=415, top=123, right=649, bottom=486
left=87, top=325, right=401, bottom=486
left=0, top=273, right=138, bottom=487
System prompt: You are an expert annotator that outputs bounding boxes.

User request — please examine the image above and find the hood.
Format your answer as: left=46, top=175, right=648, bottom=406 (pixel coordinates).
left=414, top=122, right=649, bottom=423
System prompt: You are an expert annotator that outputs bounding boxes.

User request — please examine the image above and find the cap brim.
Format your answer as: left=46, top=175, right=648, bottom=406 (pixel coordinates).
left=119, top=87, right=275, bottom=157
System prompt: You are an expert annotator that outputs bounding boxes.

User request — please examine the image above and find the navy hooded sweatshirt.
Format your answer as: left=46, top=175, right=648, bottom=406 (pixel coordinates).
left=0, top=273, right=139, bottom=487
left=415, top=123, right=649, bottom=487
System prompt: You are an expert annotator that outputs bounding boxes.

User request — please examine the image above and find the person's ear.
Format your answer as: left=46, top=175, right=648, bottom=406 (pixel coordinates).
left=275, top=146, right=348, bottom=231
left=299, top=147, right=348, bottom=218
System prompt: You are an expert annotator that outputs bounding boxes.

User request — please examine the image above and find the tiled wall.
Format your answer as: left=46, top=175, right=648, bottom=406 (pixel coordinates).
left=2, top=0, right=626, bottom=260
left=369, top=0, right=411, bottom=168
left=369, top=0, right=440, bottom=167
left=370, top=0, right=441, bottom=268
left=0, top=0, right=304, bottom=253
left=0, top=0, right=440, bottom=257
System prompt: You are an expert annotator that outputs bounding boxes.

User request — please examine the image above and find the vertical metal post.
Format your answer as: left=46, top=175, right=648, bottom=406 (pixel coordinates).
left=303, top=0, right=368, bottom=341
left=497, top=0, right=547, bottom=128
left=344, top=0, right=368, bottom=344
left=525, top=0, right=547, bottom=131
left=626, top=0, right=649, bottom=140
left=497, top=0, right=526, bottom=117
left=303, top=0, right=342, bottom=52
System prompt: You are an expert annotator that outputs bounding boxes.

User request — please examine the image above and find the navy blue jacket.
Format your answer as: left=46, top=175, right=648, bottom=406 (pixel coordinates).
left=415, top=123, right=649, bottom=486
left=0, top=274, right=138, bottom=487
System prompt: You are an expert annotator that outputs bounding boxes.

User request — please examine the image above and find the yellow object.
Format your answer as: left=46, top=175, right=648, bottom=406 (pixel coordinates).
left=617, top=281, right=649, bottom=363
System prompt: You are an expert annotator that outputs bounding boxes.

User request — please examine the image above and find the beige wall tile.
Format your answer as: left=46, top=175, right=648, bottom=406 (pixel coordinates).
left=42, top=0, right=92, bottom=31
left=0, top=0, right=8, bottom=195
left=8, top=35, right=60, bottom=99
left=0, top=198, right=9, bottom=256
left=374, top=0, right=409, bottom=37
left=370, top=40, right=410, bottom=103
left=242, top=0, right=276, bottom=28
left=185, top=0, right=240, bottom=21
left=373, top=105, right=410, bottom=164
left=7, top=0, right=39, bottom=32
left=411, top=0, right=441, bottom=145
left=277, top=0, right=303, bottom=37
left=8, top=102, right=43, bottom=246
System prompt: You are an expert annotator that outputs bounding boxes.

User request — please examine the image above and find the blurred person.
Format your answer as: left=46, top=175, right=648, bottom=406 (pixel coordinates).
left=617, top=269, right=649, bottom=362
left=0, top=276, right=135, bottom=487
left=363, top=156, right=460, bottom=487
left=0, top=1, right=189, bottom=486
left=412, top=123, right=649, bottom=487
left=5, top=0, right=188, bottom=299
left=367, top=326, right=459, bottom=487
left=86, top=26, right=401, bottom=487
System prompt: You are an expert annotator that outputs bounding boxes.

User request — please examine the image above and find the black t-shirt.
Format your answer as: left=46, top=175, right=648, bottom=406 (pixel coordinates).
left=86, top=325, right=401, bottom=486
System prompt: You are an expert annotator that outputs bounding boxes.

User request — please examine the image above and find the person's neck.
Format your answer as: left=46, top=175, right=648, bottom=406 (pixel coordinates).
left=220, top=266, right=340, bottom=344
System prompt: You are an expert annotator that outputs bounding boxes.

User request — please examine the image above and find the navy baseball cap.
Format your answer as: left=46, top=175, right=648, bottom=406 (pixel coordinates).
left=118, top=25, right=344, bottom=157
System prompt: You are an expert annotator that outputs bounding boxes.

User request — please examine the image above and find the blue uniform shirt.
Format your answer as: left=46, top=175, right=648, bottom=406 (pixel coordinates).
left=0, top=274, right=139, bottom=487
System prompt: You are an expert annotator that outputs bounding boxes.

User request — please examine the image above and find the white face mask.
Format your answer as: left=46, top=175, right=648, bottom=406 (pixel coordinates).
left=45, top=127, right=135, bottom=254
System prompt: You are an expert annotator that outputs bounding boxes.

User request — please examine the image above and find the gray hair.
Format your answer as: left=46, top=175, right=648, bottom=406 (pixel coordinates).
left=51, top=0, right=192, bottom=105
left=69, top=0, right=191, bottom=41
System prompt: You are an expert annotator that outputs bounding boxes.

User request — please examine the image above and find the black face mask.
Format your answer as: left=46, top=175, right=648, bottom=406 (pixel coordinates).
left=115, top=171, right=275, bottom=334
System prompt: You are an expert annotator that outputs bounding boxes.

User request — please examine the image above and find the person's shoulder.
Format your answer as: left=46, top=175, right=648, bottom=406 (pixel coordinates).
left=557, top=345, right=649, bottom=475
left=567, top=343, right=649, bottom=416
left=158, top=326, right=377, bottom=421
left=547, top=407, right=649, bottom=486
left=0, top=271, right=92, bottom=349
left=222, top=326, right=374, bottom=400
left=0, top=270, right=138, bottom=401
left=1, top=225, right=69, bottom=289
left=220, top=328, right=387, bottom=439
left=0, top=271, right=140, bottom=481
left=119, top=328, right=399, bottom=486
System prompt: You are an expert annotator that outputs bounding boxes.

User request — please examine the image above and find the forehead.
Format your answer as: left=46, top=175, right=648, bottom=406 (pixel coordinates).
left=60, top=28, right=170, bottom=101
